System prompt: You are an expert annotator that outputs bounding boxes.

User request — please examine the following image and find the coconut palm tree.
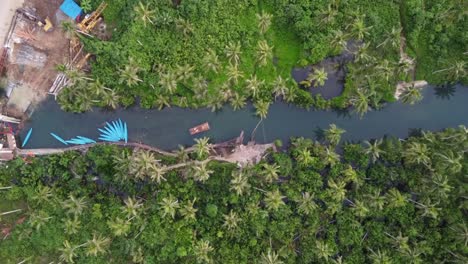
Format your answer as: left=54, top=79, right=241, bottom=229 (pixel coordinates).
left=59, top=240, right=79, bottom=263
left=179, top=198, right=198, bottom=221
left=254, top=100, right=270, bottom=119
left=315, top=241, right=333, bottom=261
left=297, top=192, right=317, bottom=215
left=363, top=139, right=385, bottom=163
left=154, top=94, right=171, bottom=110
left=264, top=189, right=286, bottom=211
left=397, top=57, right=414, bottom=75
left=325, top=148, right=340, bottom=166
left=227, top=64, right=244, bottom=84
left=194, top=240, right=214, bottom=263
left=102, top=89, right=120, bottom=109
left=434, top=61, right=466, bottom=82
left=85, top=233, right=111, bottom=257
left=175, top=145, right=189, bottom=163
left=308, top=68, right=328, bottom=87
left=330, top=29, right=348, bottom=51
left=284, top=85, right=297, bottom=103
left=194, top=137, right=212, bottom=158
left=368, top=248, right=391, bottom=264
left=260, top=249, right=283, bottom=264
left=203, top=49, right=220, bottom=74
left=350, top=17, right=371, bottom=40
left=192, top=162, right=213, bottom=182
left=256, top=12, right=272, bottom=34
left=158, top=71, right=178, bottom=94
left=32, top=185, right=53, bottom=205
left=328, top=179, right=346, bottom=202
left=400, top=85, right=423, bottom=105
left=130, top=150, right=157, bottom=179
left=159, top=195, right=180, bottom=219
left=272, top=76, right=288, bottom=99
left=175, top=17, right=193, bottom=37
left=107, top=217, right=131, bottom=237
left=351, top=90, right=370, bottom=118
left=354, top=43, right=373, bottom=64
left=403, top=142, right=431, bottom=167
left=351, top=199, right=369, bottom=218
left=230, top=92, right=247, bottom=110
left=316, top=3, right=338, bottom=26
left=256, top=40, right=273, bottom=66
left=246, top=75, right=264, bottom=98
left=134, top=1, right=155, bottom=27
left=450, top=222, right=468, bottom=247
left=223, top=210, right=241, bottom=231
left=295, top=148, right=313, bottom=166
left=435, top=150, right=462, bottom=174
left=119, top=58, right=142, bottom=87
left=431, top=174, right=453, bottom=199
left=230, top=171, right=251, bottom=196
left=225, top=42, right=242, bottom=66
left=29, top=210, right=52, bottom=231
left=175, top=64, right=195, bottom=82
left=62, top=194, right=87, bottom=216
left=89, top=79, right=109, bottom=97
left=261, top=163, right=280, bottom=183
left=122, top=196, right=143, bottom=219
left=63, top=216, right=81, bottom=235
left=375, top=60, right=394, bottom=81
left=386, top=188, right=407, bottom=208
left=366, top=189, right=385, bottom=210
left=325, top=124, right=346, bottom=146
left=131, top=247, right=145, bottom=263
left=377, top=27, right=401, bottom=49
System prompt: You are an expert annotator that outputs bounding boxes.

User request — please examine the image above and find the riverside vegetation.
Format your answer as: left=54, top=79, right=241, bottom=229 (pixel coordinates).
left=57, top=0, right=466, bottom=116
left=0, top=125, right=467, bottom=263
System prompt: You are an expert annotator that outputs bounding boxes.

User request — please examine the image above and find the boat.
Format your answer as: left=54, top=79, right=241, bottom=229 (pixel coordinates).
left=50, top=132, right=68, bottom=145
left=21, top=128, right=32, bottom=147
left=189, top=122, right=210, bottom=135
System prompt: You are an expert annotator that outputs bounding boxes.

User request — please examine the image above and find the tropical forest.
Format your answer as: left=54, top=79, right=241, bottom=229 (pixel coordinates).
left=0, top=0, right=467, bottom=263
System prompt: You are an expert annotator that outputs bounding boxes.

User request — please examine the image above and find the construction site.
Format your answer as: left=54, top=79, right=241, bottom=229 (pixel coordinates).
left=0, top=0, right=108, bottom=160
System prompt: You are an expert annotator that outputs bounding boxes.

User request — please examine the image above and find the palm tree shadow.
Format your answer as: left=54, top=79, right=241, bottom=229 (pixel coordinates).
left=332, top=107, right=352, bottom=118
left=314, top=127, right=325, bottom=141
left=434, top=84, right=455, bottom=100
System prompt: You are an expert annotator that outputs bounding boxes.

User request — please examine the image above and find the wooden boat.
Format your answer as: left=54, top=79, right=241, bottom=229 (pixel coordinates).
left=189, top=122, right=210, bottom=135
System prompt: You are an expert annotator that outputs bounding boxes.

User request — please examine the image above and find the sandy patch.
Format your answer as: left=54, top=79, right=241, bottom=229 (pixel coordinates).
left=0, top=0, right=25, bottom=45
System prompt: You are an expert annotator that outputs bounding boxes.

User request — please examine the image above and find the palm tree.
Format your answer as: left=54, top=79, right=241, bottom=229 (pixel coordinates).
left=29, top=210, right=52, bottom=231
left=131, top=247, right=145, bottom=263
left=325, top=148, right=340, bottom=166
left=175, top=18, right=193, bottom=37
left=194, top=137, right=212, bottom=158
left=254, top=100, right=270, bottom=119
left=230, top=171, right=251, bottom=196
left=246, top=75, right=264, bottom=98
left=122, top=196, right=143, bottom=219
left=433, top=61, right=466, bottom=81
left=113, top=151, right=131, bottom=182
left=403, top=142, right=431, bottom=167
left=264, top=189, right=286, bottom=211
left=330, top=29, right=348, bottom=51
left=102, top=89, right=120, bottom=109
left=257, top=40, right=273, bottom=66
left=159, top=195, right=180, bottom=219
left=284, top=85, right=297, bottom=103
left=223, top=210, right=241, bottom=231
left=400, top=85, right=423, bottom=105
left=134, top=1, right=155, bottom=27
left=62, top=194, right=87, bottom=216
left=315, top=241, right=333, bottom=261
left=376, top=60, right=394, bottom=81
left=130, top=150, right=157, bottom=179
left=328, top=179, right=346, bottom=202
left=363, top=139, right=385, bottom=163
left=385, top=188, right=407, bottom=208
left=261, top=163, right=280, bottom=183
left=85, top=233, right=111, bottom=256
left=230, top=92, right=247, bottom=110
left=192, top=162, right=213, bottom=182
left=325, top=124, right=346, bottom=146
left=227, top=64, right=244, bottom=84
left=32, top=185, right=53, bottom=204
left=154, top=94, right=171, bottom=110
left=89, top=79, right=109, bottom=97
left=194, top=240, right=214, bottom=263
left=63, top=216, right=81, bottom=235
left=308, top=68, right=328, bottom=87
left=59, top=240, right=79, bottom=263
left=377, top=27, right=401, bottom=49
left=354, top=43, right=373, bottom=64
left=397, top=57, right=414, bottom=75
left=260, top=249, right=283, bottom=264
left=351, top=199, right=369, bottom=218
left=351, top=90, right=370, bottom=118
left=119, top=58, right=142, bottom=87
left=225, top=42, right=242, bottom=66
left=272, top=76, right=288, bottom=99
left=149, top=164, right=167, bottom=184
left=179, top=198, right=198, bottom=221
left=450, top=222, right=468, bottom=247
left=175, top=64, right=195, bottom=82
left=256, top=12, right=272, bottom=34
left=158, top=71, right=178, bottom=94
left=203, top=49, right=220, bottom=73
left=297, top=192, right=317, bottom=215
left=366, top=189, right=385, bottom=210
left=368, top=248, right=391, bottom=264
left=295, top=148, right=313, bottom=166
left=350, top=17, right=371, bottom=40
left=107, top=217, right=131, bottom=237
left=316, top=3, right=338, bottom=26
left=435, top=150, right=462, bottom=174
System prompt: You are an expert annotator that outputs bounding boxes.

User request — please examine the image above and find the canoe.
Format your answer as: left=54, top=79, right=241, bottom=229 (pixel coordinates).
left=21, top=128, right=32, bottom=147
left=50, top=132, right=68, bottom=145
left=189, top=122, right=210, bottom=135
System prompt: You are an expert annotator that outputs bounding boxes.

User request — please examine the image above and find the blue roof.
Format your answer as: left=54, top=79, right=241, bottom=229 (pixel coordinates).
left=60, top=0, right=83, bottom=19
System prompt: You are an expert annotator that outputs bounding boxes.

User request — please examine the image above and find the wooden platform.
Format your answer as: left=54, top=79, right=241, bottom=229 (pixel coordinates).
left=189, top=122, right=210, bottom=135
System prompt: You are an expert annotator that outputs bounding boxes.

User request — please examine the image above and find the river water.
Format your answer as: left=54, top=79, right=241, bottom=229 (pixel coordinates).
left=19, top=85, right=468, bottom=150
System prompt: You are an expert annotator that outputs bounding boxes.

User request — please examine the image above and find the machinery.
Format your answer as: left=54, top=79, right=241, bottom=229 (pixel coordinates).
left=17, top=8, right=53, bottom=32
left=78, top=2, right=107, bottom=33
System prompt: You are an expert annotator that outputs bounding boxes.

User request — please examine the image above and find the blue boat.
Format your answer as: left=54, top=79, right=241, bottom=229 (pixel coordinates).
left=21, top=128, right=33, bottom=148
left=50, top=133, right=68, bottom=145
left=98, top=119, right=128, bottom=143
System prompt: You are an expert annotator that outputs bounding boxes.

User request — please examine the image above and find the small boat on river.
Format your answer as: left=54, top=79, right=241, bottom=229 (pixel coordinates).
left=189, top=122, right=210, bottom=135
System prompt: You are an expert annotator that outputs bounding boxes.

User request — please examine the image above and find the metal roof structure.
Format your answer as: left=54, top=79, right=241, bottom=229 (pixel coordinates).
left=60, top=0, right=82, bottom=20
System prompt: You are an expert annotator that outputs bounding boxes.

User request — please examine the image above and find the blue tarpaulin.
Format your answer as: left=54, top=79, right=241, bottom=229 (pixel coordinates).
left=60, top=0, right=83, bottom=20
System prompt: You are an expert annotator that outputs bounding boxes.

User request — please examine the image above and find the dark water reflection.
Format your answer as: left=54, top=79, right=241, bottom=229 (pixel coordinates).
left=19, top=85, right=468, bottom=150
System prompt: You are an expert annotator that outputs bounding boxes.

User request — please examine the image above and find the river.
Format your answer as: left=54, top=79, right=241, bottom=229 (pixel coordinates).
left=19, top=84, right=468, bottom=150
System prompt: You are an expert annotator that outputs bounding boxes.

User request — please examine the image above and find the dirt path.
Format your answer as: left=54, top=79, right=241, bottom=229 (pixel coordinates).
left=0, top=0, right=25, bottom=45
